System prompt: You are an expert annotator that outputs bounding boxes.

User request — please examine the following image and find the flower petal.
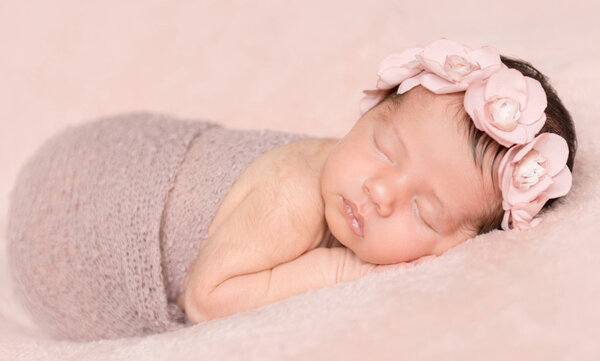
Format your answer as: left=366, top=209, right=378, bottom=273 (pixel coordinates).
left=517, top=77, right=547, bottom=125
left=474, top=107, right=530, bottom=147
left=484, top=68, right=528, bottom=106
left=462, top=63, right=503, bottom=84
left=507, top=192, right=549, bottom=230
left=377, top=67, right=421, bottom=89
left=419, top=73, right=468, bottom=93
left=378, top=48, right=423, bottom=74
left=512, top=213, right=542, bottom=230
left=421, top=38, right=470, bottom=67
left=506, top=173, right=553, bottom=205
left=511, top=136, right=539, bottom=163
left=360, top=89, right=392, bottom=115
left=464, top=79, right=486, bottom=123
left=544, top=166, right=572, bottom=198
left=521, top=113, right=547, bottom=144
left=531, top=133, right=569, bottom=176
left=415, top=54, right=447, bottom=80
left=415, top=39, right=472, bottom=82
left=468, top=45, right=501, bottom=69
left=376, top=49, right=424, bottom=89
left=397, top=72, right=425, bottom=94
left=498, top=146, right=521, bottom=203
left=511, top=209, right=534, bottom=230
left=501, top=210, right=511, bottom=230
left=524, top=192, right=549, bottom=216
left=377, top=66, right=422, bottom=89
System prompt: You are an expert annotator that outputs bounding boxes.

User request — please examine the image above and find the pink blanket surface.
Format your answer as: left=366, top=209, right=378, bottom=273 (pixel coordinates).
left=1, top=1, right=599, bottom=360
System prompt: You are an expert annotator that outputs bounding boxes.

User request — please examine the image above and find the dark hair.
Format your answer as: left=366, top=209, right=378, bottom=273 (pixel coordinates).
left=381, top=55, right=578, bottom=235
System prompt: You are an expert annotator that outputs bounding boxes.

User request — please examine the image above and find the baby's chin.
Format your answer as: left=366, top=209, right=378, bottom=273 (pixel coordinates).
left=340, top=240, right=382, bottom=264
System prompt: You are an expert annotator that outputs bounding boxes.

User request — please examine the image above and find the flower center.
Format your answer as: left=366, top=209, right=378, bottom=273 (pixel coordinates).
left=486, top=97, right=521, bottom=132
left=444, top=55, right=478, bottom=82
left=407, top=59, right=421, bottom=69
left=512, top=149, right=547, bottom=190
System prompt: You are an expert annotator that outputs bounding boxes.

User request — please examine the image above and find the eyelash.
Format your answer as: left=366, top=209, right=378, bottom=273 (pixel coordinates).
left=373, top=135, right=391, bottom=162
left=412, top=200, right=432, bottom=230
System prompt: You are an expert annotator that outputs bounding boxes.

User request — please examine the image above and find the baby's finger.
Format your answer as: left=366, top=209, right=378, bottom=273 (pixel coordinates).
left=371, top=255, right=437, bottom=274
left=372, top=262, right=414, bottom=273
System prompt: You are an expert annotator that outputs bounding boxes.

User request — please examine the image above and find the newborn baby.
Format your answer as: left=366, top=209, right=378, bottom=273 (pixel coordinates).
left=177, top=39, right=576, bottom=323
left=177, top=86, right=492, bottom=322
left=6, top=39, right=576, bottom=340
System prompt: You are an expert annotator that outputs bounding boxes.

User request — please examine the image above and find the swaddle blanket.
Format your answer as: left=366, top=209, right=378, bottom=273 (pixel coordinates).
left=5, top=112, right=312, bottom=341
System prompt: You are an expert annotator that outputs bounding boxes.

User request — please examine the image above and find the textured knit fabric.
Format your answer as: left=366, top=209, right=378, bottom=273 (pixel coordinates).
left=5, top=112, right=312, bottom=341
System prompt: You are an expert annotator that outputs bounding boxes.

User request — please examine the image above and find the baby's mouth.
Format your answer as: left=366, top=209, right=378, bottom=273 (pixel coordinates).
left=341, top=197, right=364, bottom=237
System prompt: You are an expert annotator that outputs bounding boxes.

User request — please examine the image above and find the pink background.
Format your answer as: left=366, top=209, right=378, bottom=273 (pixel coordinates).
left=1, top=1, right=599, bottom=360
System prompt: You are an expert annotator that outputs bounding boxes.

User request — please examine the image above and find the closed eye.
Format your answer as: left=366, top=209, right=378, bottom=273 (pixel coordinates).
left=373, top=134, right=392, bottom=163
left=413, top=200, right=434, bottom=232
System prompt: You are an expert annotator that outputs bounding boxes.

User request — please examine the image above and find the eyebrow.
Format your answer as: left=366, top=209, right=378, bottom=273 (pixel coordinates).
left=382, top=105, right=409, bottom=159
left=381, top=107, right=451, bottom=231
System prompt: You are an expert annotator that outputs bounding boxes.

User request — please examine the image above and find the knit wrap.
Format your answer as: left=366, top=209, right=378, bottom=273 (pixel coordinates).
left=6, top=112, right=312, bottom=341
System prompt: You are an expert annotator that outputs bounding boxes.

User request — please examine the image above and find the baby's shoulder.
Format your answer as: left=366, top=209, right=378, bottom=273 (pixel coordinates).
left=245, top=138, right=338, bottom=186
left=248, top=138, right=339, bottom=246
left=207, top=138, right=338, bottom=247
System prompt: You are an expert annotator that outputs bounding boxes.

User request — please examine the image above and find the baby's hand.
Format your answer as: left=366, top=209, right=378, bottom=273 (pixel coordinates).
left=370, top=255, right=437, bottom=273
left=334, top=249, right=437, bottom=283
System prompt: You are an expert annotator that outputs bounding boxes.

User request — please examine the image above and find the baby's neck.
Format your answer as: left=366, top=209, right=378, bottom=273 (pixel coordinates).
left=318, top=227, right=344, bottom=248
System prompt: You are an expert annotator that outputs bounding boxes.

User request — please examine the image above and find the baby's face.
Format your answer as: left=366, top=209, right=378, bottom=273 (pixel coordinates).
left=320, top=85, right=501, bottom=264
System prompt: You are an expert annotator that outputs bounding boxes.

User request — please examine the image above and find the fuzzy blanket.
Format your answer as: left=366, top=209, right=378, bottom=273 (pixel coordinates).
left=1, top=1, right=599, bottom=360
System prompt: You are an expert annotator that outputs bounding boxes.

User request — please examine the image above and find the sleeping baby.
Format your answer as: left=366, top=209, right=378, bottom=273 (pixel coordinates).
left=6, top=38, right=576, bottom=341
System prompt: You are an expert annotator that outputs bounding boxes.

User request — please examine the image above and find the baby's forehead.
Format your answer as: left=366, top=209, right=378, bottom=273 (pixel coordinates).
left=397, top=85, right=464, bottom=111
left=382, top=89, right=467, bottom=137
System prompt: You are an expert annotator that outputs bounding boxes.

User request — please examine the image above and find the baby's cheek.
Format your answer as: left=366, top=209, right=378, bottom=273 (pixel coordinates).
left=388, top=234, right=437, bottom=263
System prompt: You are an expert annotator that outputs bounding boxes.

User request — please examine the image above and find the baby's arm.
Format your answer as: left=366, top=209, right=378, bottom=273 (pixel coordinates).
left=184, top=247, right=362, bottom=322
left=178, top=147, right=338, bottom=323
left=181, top=237, right=433, bottom=323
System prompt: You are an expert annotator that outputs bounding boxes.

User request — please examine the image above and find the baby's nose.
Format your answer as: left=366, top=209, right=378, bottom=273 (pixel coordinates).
left=362, top=178, right=399, bottom=217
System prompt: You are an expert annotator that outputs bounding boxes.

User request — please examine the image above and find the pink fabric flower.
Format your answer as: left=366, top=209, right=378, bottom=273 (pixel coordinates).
left=398, top=38, right=503, bottom=94
left=464, top=68, right=548, bottom=147
left=359, top=48, right=423, bottom=115
left=376, top=48, right=423, bottom=89
left=501, top=193, right=549, bottom=230
left=497, top=133, right=572, bottom=230
left=358, top=38, right=573, bottom=231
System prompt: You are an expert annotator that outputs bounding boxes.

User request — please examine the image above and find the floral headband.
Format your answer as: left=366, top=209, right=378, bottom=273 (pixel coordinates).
left=360, top=38, right=573, bottom=231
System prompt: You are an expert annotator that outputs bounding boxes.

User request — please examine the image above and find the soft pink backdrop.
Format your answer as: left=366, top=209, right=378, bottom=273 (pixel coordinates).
left=1, top=1, right=599, bottom=360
